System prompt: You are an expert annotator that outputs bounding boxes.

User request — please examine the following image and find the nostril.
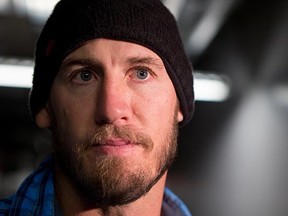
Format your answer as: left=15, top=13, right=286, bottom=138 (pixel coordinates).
left=95, top=118, right=109, bottom=126
left=95, top=115, right=130, bottom=127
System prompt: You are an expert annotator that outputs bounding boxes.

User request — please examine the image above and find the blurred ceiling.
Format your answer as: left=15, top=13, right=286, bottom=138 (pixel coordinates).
left=0, top=0, right=241, bottom=59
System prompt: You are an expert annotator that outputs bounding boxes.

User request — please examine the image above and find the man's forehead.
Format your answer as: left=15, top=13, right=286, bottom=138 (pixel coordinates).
left=64, top=38, right=165, bottom=68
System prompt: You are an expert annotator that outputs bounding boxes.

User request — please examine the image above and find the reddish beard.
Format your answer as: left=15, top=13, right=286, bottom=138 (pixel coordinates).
left=52, top=122, right=178, bottom=208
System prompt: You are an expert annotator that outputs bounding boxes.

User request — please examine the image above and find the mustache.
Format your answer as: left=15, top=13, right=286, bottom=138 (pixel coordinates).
left=79, top=125, right=154, bottom=152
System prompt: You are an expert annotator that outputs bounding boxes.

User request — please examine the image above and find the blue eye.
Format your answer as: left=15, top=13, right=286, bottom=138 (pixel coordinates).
left=136, top=69, right=149, bottom=80
left=80, top=71, right=93, bottom=81
left=71, top=69, right=96, bottom=84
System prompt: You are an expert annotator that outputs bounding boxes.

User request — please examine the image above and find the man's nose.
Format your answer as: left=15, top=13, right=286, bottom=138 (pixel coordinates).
left=95, top=78, right=132, bottom=125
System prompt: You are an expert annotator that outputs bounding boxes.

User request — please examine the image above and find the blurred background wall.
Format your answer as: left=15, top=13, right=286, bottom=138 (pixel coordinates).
left=0, top=0, right=288, bottom=215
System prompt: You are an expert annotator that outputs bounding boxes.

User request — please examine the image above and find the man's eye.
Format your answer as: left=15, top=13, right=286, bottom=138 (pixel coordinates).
left=79, top=71, right=93, bottom=81
left=70, top=69, right=96, bottom=84
left=72, top=70, right=94, bottom=82
left=136, top=68, right=149, bottom=80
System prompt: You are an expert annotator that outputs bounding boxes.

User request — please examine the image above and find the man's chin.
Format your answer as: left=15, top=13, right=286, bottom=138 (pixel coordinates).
left=64, top=155, right=160, bottom=207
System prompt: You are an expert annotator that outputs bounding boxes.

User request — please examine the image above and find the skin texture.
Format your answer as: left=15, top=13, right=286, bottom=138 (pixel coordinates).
left=36, top=39, right=183, bottom=216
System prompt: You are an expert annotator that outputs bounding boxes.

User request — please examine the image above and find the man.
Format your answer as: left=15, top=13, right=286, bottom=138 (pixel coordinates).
left=0, top=0, right=194, bottom=215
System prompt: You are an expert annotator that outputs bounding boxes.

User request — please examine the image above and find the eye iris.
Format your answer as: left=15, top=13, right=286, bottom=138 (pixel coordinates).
left=137, top=70, right=148, bottom=79
left=80, top=71, right=92, bottom=81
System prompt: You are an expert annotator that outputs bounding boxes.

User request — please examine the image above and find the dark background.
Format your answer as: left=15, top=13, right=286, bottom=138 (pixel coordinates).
left=1, top=0, right=288, bottom=215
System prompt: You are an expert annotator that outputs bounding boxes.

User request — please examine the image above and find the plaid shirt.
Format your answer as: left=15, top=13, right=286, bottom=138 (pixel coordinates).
left=0, top=156, right=191, bottom=216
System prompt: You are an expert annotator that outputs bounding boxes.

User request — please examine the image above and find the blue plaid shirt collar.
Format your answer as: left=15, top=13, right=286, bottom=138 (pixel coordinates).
left=0, top=156, right=55, bottom=216
left=0, top=156, right=191, bottom=216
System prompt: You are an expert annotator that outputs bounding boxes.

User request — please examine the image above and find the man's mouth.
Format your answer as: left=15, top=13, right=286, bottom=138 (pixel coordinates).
left=91, top=138, right=140, bottom=156
left=99, top=138, right=132, bottom=146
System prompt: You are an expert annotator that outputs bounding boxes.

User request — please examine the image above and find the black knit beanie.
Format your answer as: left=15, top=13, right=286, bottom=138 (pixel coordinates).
left=29, top=0, right=194, bottom=126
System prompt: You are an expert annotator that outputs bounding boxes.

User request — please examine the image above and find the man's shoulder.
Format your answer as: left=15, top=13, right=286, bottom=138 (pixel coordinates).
left=0, top=195, right=14, bottom=214
left=162, top=188, right=192, bottom=216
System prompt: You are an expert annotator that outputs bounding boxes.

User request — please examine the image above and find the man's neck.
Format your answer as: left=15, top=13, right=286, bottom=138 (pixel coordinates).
left=54, top=165, right=167, bottom=216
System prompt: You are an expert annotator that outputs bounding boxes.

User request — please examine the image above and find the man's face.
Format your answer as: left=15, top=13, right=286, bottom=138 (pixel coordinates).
left=36, top=39, right=183, bottom=207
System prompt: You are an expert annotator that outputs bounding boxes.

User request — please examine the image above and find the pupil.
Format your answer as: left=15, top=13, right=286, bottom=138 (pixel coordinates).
left=81, top=72, right=91, bottom=81
left=138, top=70, right=147, bottom=79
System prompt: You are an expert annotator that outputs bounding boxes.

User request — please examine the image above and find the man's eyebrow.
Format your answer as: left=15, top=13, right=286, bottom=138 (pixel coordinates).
left=60, top=58, right=102, bottom=71
left=127, top=57, right=164, bottom=69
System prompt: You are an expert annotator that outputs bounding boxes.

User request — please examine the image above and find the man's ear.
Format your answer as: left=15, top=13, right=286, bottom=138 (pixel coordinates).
left=35, top=104, right=52, bottom=128
left=177, top=110, right=184, bottom=123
